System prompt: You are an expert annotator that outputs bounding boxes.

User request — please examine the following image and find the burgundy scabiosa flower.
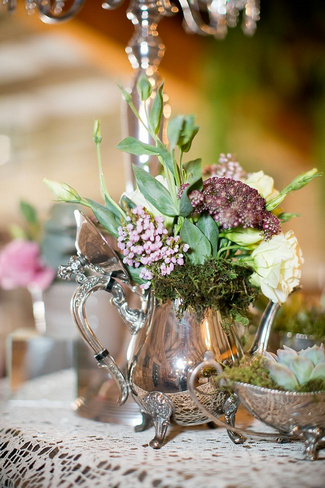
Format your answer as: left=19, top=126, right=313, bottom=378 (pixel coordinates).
left=117, top=205, right=189, bottom=289
left=189, top=177, right=280, bottom=239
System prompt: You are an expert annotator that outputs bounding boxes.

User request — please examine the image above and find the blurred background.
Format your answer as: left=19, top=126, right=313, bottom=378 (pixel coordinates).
left=0, top=0, right=324, bottom=381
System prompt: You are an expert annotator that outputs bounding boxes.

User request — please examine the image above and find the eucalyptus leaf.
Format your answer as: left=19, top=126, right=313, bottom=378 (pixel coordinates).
left=117, top=137, right=160, bottom=157
left=180, top=219, right=211, bottom=264
left=137, top=74, right=153, bottom=101
left=133, top=165, right=179, bottom=216
left=149, top=82, right=164, bottom=134
left=197, top=214, right=219, bottom=256
left=87, top=199, right=120, bottom=238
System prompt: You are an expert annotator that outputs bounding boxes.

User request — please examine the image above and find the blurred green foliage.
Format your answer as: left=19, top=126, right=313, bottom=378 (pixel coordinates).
left=202, top=0, right=325, bottom=184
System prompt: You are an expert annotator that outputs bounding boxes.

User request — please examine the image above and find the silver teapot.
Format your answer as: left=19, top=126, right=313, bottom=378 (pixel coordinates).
left=59, top=210, right=279, bottom=449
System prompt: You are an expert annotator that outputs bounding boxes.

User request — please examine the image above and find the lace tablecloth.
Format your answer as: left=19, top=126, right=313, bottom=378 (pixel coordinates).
left=0, top=370, right=324, bottom=488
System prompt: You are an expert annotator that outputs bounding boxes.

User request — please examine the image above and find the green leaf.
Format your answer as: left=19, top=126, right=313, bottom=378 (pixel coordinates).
left=19, top=200, right=38, bottom=225
left=178, top=115, right=199, bottom=153
left=196, top=214, right=219, bottom=257
left=87, top=199, right=120, bottom=238
left=183, top=159, right=202, bottom=185
left=156, top=141, right=176, bottom=178
left=137, top=74, right=153, bottom=101
left=167, top=115, right=184, bottom=150
left=133, top=165, right=179, bottom=216
left=117, top=137, right=160, bottom=157
left=121, top=262, right=145, bottom=285
left=179, top=191, right=193, bottom=217
left=104, top=195, right=123, bottom=222
left=180, top=219, right=211, bottom=264
left=179, top=159, right=203, bottom=217
left=120, top=194, right=136, bottom=210
left=149, top=82, right=164, bottom=134
left=182, top=126, right=199, bottom=153
left=278, top=212, right=300, bottom=223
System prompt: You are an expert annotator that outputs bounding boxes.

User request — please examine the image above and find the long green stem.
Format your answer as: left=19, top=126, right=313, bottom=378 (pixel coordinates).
left=217, top=244, right=242, bottom=258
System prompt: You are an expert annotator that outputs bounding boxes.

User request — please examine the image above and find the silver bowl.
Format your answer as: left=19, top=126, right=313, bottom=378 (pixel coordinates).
left=189, top=355, right=325, bottom=460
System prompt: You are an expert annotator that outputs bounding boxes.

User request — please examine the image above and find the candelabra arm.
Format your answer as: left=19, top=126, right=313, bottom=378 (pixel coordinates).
left=36, top=0, right=85, bottom=24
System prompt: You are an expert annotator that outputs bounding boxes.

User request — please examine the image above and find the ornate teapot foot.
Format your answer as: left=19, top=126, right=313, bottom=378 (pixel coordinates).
left=224, top=394, right=245, bottom=445
left=292, top=426, right=325, bottom=461
left=141, top=391, right=174, bottom=449
left=134, top=411, right=152, bottom=432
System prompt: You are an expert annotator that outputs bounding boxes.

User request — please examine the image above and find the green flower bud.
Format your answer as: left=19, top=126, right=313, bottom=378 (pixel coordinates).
left=43, top=178, right=82, bottom=203
left=93, top=120, right=102, bottom=144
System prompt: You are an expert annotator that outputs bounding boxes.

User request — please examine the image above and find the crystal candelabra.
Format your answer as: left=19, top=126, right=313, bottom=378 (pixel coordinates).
left=2, top=0, right=260, bottom=185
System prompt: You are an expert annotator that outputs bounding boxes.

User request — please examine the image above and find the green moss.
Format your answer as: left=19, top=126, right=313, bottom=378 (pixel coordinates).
left=216, top=356, right=279, bottom=390
left=215, top=355, right=325, bottom=392
left=149, top=256, right=259, bottom=324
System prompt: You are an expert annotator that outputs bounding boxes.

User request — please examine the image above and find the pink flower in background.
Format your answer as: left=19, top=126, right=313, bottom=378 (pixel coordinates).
left=0, top=240, right=55, bottom=291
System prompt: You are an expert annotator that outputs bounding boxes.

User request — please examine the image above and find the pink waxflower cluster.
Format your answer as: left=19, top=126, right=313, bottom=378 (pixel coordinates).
left=202, top=153, right=247, bottom=181
left=117, top=206, right=189, bottom=289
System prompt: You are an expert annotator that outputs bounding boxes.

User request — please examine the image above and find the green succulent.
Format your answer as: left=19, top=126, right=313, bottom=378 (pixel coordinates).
left=264, top=344, right=325, bottom=392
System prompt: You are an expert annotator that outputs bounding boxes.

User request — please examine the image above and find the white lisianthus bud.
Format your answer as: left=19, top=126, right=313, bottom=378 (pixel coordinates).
left=43, top=179, right=82, bottom=203
left=224, top=227, right=263, bottom=248
left=250, top=230, right=304, bottom=304
left=245, top=171, right=279, bottom=202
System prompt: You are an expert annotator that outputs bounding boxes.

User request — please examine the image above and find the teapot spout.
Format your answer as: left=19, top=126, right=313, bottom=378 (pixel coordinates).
left=248, top=300, right=280, bottom=356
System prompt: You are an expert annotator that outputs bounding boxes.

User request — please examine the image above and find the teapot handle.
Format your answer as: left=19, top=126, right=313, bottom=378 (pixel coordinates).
left=188, top=351, right=290, bottom=442
left=59, top=255, right=149, bottom=405
left=71, top=273, right=130, bottom=405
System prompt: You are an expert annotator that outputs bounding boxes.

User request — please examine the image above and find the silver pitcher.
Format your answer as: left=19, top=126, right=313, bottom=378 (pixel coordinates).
left=58, top=210, right=279, bottom=449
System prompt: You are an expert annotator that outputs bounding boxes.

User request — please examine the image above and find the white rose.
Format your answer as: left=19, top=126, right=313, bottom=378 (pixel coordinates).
left=245, top=171, right=279, bottom=202
left=250, top=231, right=304, bottom=304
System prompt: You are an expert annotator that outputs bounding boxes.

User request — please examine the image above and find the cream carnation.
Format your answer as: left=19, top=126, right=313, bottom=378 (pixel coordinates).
left=250, top=230, right=304, bottom=304
left=245, top=171, right=279, bottom=202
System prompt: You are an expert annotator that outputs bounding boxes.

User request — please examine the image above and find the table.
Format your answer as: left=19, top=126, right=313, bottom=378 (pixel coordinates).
left=0, top=370, right=324, bottom=488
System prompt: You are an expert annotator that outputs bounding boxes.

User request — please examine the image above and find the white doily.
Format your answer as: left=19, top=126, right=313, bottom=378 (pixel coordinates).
left=0, top=371, right=325, bottom=488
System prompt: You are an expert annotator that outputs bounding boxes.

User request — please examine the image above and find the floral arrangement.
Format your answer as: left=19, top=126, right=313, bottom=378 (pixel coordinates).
left=216, top=344, right=325, bottom=393
left=0, top=201, right=55, bottom=291
left=44, top=76, right=320, bottom=324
